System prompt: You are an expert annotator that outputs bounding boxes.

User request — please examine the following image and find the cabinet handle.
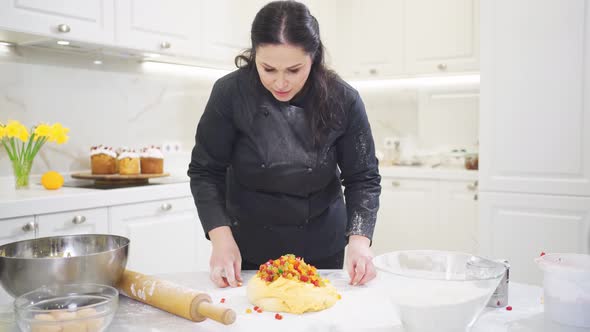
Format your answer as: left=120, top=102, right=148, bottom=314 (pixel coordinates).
left=437, top=63, right=447, bottom=71
left=467, top=181, right=478, bottom=191
left=72, top=215, right=86, bottom=225
left=392, top=181, right=401, bottom=187
left=369, top=68, right=378, bottom=75
left=160, top=41, right=171, bottom=49
left=161, top=203, right=173, bottom=211
left=22, top=221, right=38, bottom=232
left=57, top=24, right=71, bottom=33
left=474, top=194, right=478, bottom=201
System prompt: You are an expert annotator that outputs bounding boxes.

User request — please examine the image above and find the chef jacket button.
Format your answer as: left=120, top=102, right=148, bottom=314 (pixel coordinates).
left=232, top=221, right=238, bottom=226
left=261, top=163, right=266, bottom=168
left=297, top=225, right=304, bottom=230
left=264, top=110, right=270, bottom=117
left=306, top=167, right=313, bottom=173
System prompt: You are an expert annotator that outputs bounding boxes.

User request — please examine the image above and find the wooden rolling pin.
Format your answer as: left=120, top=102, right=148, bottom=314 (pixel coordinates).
left=116, top=269, right=236, bottom=325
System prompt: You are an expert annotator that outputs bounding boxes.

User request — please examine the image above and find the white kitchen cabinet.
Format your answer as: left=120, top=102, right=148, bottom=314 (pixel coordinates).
left=479, top=192, right=590, bottom=285
left=109, top=197, right=211, bottom=275
left=300, top=0, right=349, bottom=75
left=436, top=180, right=478, bottom=253
left=405, top=0, right=479, bottom=74
left=344, top=0, right=405, bottom=79
left=0, top=0, right=115, bottom=44
left=0, top=208, right=108, bottom=246
left=479, top=0, right=590, bottom=197
left=479, top=0, right=590, bottom=285
left=0, top=216, right=36, bottom=246
left=36, top=207, right=109, bottom=237
left=371, top=178, right=437, bottom=255
left=372, top=178, right=478, bottom=256
left=114, top=0, right=201, bottom=57
left=199, top=0, right=267, bottom=68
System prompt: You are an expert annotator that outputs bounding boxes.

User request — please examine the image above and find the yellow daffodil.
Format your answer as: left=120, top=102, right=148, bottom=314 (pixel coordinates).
left=50, top=123, right=69, bottom=144
left=34, top=123, right=52, bottom=139
left=6, top=120, right=29, bottom=142
left=1, top=120, right=70, bottom=189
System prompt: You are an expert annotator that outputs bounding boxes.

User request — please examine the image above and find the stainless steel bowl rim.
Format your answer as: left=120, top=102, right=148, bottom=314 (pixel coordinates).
left=0, top=234, right=129, bottom=260
left=373, top=249, right=507, bottom=281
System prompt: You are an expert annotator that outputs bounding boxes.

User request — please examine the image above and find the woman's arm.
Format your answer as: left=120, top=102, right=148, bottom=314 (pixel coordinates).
left=335, top=90, right=381, bottom=285
left=188, top=77, right=242, bottom=287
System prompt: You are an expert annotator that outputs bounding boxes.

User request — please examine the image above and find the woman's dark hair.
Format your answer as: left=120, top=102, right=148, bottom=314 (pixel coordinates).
left=235, top=1, right=344, bottom=145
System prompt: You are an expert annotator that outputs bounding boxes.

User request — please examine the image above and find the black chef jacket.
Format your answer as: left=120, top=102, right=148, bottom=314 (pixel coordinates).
left=188, top=67, right=381, bottom=264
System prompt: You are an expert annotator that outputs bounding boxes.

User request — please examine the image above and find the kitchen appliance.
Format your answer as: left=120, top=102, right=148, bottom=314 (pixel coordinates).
left=535, top=253, right=590, bottom=328
left=14, top=283, right=118, bottom=332
left=373, top=250, right=505, bottom=332
left=0, top=234, right=129, bottom=297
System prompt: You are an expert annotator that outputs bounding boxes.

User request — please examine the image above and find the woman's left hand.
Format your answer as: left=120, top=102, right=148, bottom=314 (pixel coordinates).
left=346, top=235, right=376, bottom=286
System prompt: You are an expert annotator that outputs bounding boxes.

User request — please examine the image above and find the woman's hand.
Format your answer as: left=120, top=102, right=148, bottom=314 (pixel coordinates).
left=346, top=235, right=376, bottom=286
left=208, top=226, right=243, bottom=288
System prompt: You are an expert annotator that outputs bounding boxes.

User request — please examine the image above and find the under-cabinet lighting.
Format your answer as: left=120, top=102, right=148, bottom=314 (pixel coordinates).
left=0, top=41, right=14, bottom=46
left=141, top=60, right=230, bottom=80
left=143, top=53, right=161, bottom=58
left=93, top=60, right=103, bottom=65
left=348, top=74, right=480, bottom=89
left=56, top=40, right=70, bottom=46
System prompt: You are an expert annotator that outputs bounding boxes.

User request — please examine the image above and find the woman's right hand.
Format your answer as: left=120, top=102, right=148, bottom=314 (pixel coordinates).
left=208, top=226, right=243, bottom=288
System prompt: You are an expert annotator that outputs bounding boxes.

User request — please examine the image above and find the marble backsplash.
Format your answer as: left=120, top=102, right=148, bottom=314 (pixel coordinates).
left=0, top=47, right=215, bottom=177
left=0, top=46, right=479, bottom=178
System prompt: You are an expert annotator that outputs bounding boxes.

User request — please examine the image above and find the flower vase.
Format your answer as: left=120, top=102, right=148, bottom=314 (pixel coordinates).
left=11, top=159, right=33, bottom=189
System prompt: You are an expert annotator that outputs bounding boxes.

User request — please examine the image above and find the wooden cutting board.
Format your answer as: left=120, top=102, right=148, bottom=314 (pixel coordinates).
left=71, top=172, right=170, bottom=185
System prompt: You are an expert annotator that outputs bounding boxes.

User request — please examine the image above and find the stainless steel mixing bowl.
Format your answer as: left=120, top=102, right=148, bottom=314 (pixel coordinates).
left=0, top=234, right=129, bottom=297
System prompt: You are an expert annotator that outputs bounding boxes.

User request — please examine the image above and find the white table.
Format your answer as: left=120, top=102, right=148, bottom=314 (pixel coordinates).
left=0, top=270, right=586, bottom=332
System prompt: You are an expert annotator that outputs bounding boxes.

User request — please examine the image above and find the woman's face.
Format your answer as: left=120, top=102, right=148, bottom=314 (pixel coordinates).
left=255, top=43, right=313, bottom=102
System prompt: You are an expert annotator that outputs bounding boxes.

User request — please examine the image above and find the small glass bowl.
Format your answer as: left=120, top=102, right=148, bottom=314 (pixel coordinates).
left=14, top=283, right=118, bottom=332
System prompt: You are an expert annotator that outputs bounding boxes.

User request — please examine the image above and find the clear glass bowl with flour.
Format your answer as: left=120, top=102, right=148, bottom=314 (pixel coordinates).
left=373, top=250, right=505, bottom=332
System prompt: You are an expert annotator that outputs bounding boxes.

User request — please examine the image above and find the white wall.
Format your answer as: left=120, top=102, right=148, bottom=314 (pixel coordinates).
left=0, top=46, right=479, bottom=178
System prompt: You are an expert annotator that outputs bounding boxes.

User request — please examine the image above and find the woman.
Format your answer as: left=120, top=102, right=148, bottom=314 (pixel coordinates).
left=188, top=1, right=381, bottom=288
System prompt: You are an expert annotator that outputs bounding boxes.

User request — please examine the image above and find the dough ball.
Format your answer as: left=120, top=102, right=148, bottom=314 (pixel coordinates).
left=31, top=313, right=61, bottom=332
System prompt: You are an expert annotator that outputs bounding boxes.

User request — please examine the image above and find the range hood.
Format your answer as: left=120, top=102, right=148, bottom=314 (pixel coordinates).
left=0, top=29, right=231, bottom=70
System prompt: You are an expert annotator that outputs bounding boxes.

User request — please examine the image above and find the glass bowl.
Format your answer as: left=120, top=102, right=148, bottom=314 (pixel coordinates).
left=14, top=283, right=118, bottom=332
left=373, top=250, right=506, bottom=332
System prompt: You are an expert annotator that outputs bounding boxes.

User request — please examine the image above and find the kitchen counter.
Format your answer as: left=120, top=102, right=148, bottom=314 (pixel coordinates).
left=0, top=174, right=191, bottom=219
left=0, top=270, right=575, bottom=332
left=0, top=167, right=475, bottom=220
left=379, top=165, right=478, bottom=181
